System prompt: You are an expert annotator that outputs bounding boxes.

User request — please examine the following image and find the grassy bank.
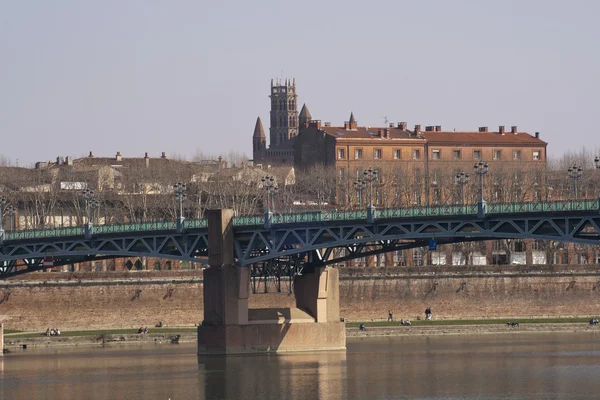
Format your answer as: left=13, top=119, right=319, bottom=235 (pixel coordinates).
left=345, top=317, right=593, bottom=328
left=6, top=327, right=198, bottom=339
left=4, top=318, right=595, bottom=339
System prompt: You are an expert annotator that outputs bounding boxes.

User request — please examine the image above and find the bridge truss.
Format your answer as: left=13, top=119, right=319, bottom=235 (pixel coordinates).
left=1, top=207, right=600, bottom=285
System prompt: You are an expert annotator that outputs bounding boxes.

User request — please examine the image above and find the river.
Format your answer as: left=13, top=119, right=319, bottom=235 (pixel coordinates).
left=2, top=332, right=600, bottom=399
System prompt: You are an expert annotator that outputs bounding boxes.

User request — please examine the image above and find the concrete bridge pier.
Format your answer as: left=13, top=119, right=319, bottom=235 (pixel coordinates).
left=197, top=209, right=346, bottom=354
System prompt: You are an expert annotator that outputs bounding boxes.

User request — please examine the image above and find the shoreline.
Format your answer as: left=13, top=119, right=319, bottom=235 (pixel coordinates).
left=4, top=322, right=600, bottom=352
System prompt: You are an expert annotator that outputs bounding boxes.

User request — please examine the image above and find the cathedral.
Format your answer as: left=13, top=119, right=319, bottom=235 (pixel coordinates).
left=252, top=78, right=311, bottom=166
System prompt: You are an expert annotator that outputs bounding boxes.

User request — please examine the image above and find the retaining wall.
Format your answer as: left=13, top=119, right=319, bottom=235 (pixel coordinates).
left=1, top=267, right=600, bottom=331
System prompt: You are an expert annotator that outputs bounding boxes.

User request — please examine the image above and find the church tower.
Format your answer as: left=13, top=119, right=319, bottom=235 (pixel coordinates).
left=252, top=117, right=266, bottom=162
left=269, top=78, right=298, bottom=147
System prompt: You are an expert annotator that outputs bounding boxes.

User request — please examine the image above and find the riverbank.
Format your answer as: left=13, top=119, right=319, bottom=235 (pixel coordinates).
left=4, top=321, right=600, bottom=352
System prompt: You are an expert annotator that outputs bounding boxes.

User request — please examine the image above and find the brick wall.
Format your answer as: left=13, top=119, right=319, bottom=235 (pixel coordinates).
left=1, top=267, right=600, bottom=330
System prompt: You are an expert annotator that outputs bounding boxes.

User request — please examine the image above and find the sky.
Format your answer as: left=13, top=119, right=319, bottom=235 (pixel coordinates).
left=1, top=0, right=599, bottom=166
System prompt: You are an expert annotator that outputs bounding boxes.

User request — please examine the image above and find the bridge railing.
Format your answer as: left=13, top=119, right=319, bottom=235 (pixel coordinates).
left=486, top=199, right=599, bottom=214
left=3, top=199, right=599, bottom=239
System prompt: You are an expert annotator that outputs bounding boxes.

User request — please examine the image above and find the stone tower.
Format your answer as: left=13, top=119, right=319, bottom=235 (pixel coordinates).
left=252, top=117, right=266, bottom=162
left=269, top=78, right=298, bottom=147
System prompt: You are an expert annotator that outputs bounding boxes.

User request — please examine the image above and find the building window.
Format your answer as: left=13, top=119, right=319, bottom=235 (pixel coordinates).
left=393, top=149, right=401, bottom=159
left=339, top=168, right=345, bottom=182
left=355, top=148, right=363, bottom=159
left=412, top=149, right=420, bottom=160
left=433, top=188, right=441, bottom=204
left=453, top=150, right=461, bottom=160
left=432, top=149, right=441, bottom=160
left=337, top=148, right=345, bottom=159
left=493, top=149, right=501, bottom=160
left=374, top=149, right=382, bottom=159
left=432, top=170, right=440, bottom=184
left=533, top=150, right=541, bottom=160
left=473, top=150, right=481, bottom=160
left=513, top=150, right=521, bottom=160
left=413, top=168, right=421, bottom=183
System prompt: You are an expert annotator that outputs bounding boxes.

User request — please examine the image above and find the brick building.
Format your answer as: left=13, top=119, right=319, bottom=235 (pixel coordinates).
left=294, top=113, right=548, bottom=207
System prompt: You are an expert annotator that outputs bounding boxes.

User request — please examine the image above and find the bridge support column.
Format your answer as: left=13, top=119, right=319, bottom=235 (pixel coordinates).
left=198, top=209, right=345, bottom=354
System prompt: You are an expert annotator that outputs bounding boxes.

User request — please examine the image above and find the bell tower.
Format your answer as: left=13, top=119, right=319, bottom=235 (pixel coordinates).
left=269, top=78, right=298, bottom=147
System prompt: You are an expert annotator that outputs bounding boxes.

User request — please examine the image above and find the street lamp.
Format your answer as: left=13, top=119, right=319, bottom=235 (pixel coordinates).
left=80, top=189, right=95, bottom=238
left=5, top=206, right=16, bottom=232
left=174, top=182, right=187, bottom=232
left=89, top=199, right=100, bottom=225
left=261, top=175, right=278, bottom=213
left=354, top=179, right=366, bottom=209
left=454, top=171, right=470, bottom=205
left=567, top=165, right=583, bottom=199
left=363, top=168, right=378, bottom=223
left=0, top=197, right=5, bottom=242
left=473, top=161, right=488, bottom=217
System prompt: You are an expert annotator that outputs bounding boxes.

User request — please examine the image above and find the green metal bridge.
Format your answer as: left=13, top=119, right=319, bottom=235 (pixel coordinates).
left=1, top=199, right=599, bottom=281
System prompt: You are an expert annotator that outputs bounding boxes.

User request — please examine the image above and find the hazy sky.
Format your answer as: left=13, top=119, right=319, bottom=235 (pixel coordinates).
left=1, top=0, right=599, bottom=166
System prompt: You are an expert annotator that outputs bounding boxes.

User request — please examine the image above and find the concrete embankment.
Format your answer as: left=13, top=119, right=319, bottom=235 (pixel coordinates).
left=2, top=266, right=600, bottom=331
left=4, top=323, right=600, bottom=352
left=3, top=331, right=197, bottom=351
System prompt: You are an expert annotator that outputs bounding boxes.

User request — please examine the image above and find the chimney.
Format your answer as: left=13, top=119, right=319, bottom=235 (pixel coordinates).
left=499, top=126, right=505, bottom=135
left=385, top=128, right=390, bottom=138
left=88, top=151, right=94, bottom=158
left=144, top=152, right=149, bottom=168
left=511, top=126, right=518, bottom=134
left=116, top=151, right=122, bottom=161
left=535, top=132, right=540, bottom=139
left=310, top=120, right=322, bottom=129
left=66, top=156, right=73, bottom=166
left=397, top=122, right=407, bottom=130
left=479, top=127, right=488, bottom=132
left=389, top=123, right=394, bottom=128
left=324, top=122, right=331, bottom=127
left=161, top=152, right=166, bottom=159
left=425, top=126, right=434, bottom=132
left=377, top=128, right=384, bottom=137
left=414, top=125, right=421, bottom=135
left=435, top=126, right=442, bottom=132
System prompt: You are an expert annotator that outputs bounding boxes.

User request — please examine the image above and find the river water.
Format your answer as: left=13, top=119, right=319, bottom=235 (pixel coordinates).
left=2, top=332, right=600, bottom=400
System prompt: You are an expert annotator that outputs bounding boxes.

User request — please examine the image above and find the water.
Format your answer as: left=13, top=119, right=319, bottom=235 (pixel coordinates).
left=2, top=332, right=600, bottom=400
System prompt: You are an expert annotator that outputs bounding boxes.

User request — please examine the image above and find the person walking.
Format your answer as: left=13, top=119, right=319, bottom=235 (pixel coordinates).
left=387, top=310, right=393, bottom=322
left=425, top=307, right=432, bottom=321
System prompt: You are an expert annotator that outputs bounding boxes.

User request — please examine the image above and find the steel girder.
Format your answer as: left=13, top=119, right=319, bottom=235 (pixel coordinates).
left=233, top=211, right=600, bottom=265
left=0, top=229, right=210, bottom=278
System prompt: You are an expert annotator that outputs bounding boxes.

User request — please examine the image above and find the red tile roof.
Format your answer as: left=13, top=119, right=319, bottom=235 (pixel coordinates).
left=422, top=131, right=546, bottom=146
left=321, top=126, right=422, bottom=140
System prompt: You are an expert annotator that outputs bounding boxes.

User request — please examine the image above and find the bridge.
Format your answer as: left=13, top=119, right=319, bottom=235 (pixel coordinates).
left=1, top=200, right=599, bottom=353
left=1, top=199, right=599, bottom=278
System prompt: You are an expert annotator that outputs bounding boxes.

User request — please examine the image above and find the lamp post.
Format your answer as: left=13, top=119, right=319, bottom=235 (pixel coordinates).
left=5, top=206, right=16, bottom=233
left=363, top=168, right=378, bottom=223
left=354, top=179, right=366, bottom=209
left=0, top=197, right=5, bottom=242
left=89, top=199, right=100, bottom=225
left=81, top=189, right=94, bottom=239
left=261, top=175, right=278, bottom=229
left=473, top=161, right=488, bottom=217
left=174, top=182, right=187, bottom=232
left=454, top=171, right=470, bottom=205
left=595, top=156, right=599, bottom=170
left=567, top=165, right=583, bottom=200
